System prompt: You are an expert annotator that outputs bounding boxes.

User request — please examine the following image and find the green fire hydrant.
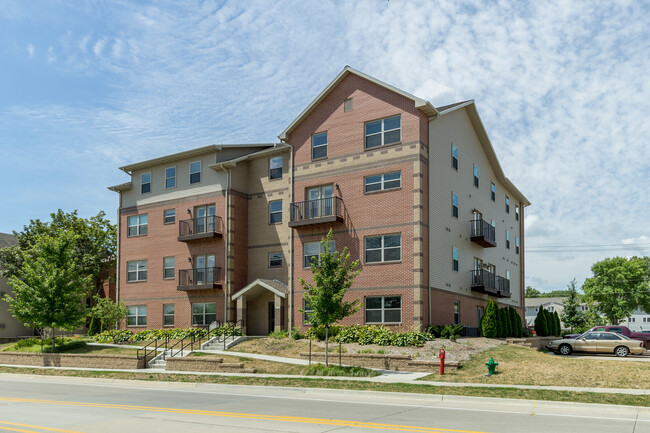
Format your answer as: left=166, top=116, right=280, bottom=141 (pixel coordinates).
left=485, top=358, right=499, bottom=376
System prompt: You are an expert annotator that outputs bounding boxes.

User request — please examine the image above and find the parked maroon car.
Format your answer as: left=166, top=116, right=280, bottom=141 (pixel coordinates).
left=565, top=326, right=650, bottom=348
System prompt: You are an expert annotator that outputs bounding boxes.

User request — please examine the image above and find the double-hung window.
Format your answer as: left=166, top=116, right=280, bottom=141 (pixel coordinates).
left=127, top=305, right=147, bottom=326
left=163, top=304, right=174, bottom=326
left=304, top=240, right=335, bottom=268
left=505, top=196, right=510, bottom=213
left=365, top=296, right=401, bottom=324
left=452, top=193, right=459, bottom=218
left=269, top=200, right=282, bottom=224
left=364, top=171, right=401, bottom=193
left=269, top=252, right=283, bottom=268
left=506, top=231, right=510, bottom=249
left=365, top=234, right=401, bottom=263
left=312, top=132, right=327, bottom=160
left=163, top=257, right=175, bottom=279
left=190, top=161, right=201, bottom=184
left=303, top=299, right=314, bottom=324
left=365, top=115, right=401, bottom=149
left=451, top=144, right=458, bottom=170
left=453, top=301, right=460, bottom=325
left=192, top=302, right=216, bottom=326
left=516, top=237, right=520, bottom=254
left=452, top=247, right=459, bottom=272
left=141, top=173, right=151, bottom=194
left=491, top=182, right=496, bottom=201
left=127, top=215, right=148, bottom=237
left=269, top=157, right=283, bottom=180
left=127, top=260, right=147, bottom=282
left=165, top=167, right=176, bottom=189
left=515, top=206, right=520, bottom=221
left=473, top=164, right=479, bottom=188
left=164, top=209, right=175, bottom=224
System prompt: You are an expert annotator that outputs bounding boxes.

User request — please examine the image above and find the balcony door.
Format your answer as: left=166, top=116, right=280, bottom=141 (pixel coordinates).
left=307, top=185, right=334, bottom=218
left=194, top=254, right=215, bottom=284
left=195, top=204, right=216, bottom=234
left=471, top=210, right=482, bottom=234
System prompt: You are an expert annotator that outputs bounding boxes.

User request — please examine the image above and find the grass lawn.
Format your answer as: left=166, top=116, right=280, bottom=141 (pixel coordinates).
left=0, top=339, right=138, bottom=356
left=0, top=366, right=648, bottom=407
left=231, top=338, right=344, bottom=359
left=189, top=352, right=304, bottom=375
left=420, top=344, right=650, bottom=389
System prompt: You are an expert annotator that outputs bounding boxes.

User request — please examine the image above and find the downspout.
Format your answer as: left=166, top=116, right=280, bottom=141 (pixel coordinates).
left=116, top=193, right=122, bottom=304
left=286, top=142, right=294, bottom=334
left=224, top=167, right=231, bottom=323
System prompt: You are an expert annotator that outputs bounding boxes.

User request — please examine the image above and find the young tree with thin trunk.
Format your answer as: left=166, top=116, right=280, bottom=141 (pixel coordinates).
left=299, top=229, right=360, bottom=366
left=561, top=279, right=585, bottom=332
left=90, top=295, right=128, bottom=343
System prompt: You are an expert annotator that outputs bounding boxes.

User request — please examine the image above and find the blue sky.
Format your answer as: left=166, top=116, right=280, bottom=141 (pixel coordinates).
left=1, top=0, right=649, bottom=291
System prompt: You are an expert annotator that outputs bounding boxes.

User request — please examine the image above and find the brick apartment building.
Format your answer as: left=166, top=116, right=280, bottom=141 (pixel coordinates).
left=109, top=67, right=529, bottom=335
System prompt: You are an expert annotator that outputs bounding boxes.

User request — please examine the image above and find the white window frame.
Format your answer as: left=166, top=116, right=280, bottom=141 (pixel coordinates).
left=364, top=171, right=401, bottom=193
left=452, top=247, right=459, bottom=272
left=269, top=156, right=283, bottom=180
left=491, top=182, right=495, bottom=201
left=312, top=132, right=327, bottom=160
left=127, top=305, right=147, bottom=327
left=364, top=234, right=401, bottom=264
left=269, top=252, right=283, bottom=268
left=453, top=301, right=460, bottom=325
left=515, top=206, right=520, bottom=221
left=163, top=257, right=175, bottom=280
left=303, top=299, right=314, bottom=324
left=365, top=115, right=401, bottom=149
left=192, top=302, right=216, bottom=326
left=451, top=144, right=458, bottom=170
left=165, top=166, right=177, bottom=189
left=303, top=240, right=335, bottom=268
left=506, top=195, right=510, bottom=213
left=189, top=161, right=202, bottom=184
left=516, top=237, right=520, bottom=254
left=127, top=214, right=148, bottom=237
left=365, top=295, right=401, bottom=324
left=163, top=304, right=174, bottom=327
left=452, top=193, right=459, bottom=218
left=164, top=209, right=175, bottom=225
left=506, top=231, right=510, bottom=249
left=269, top=200, right=282, bottom=224
left=127, top=260, right=147, bottom=282
left=141, top=172, right=151, bottom=194
left=473, top=164, right=479, bottom=188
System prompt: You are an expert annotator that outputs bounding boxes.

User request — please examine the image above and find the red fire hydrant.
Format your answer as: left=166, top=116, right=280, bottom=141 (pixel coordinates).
left=438, top=349, right=446, bottom=375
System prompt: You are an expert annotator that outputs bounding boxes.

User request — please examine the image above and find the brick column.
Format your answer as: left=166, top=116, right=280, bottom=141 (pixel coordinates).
left=237, top=295, right=247, bottom=335
left=274, top=295, right=282, bottom=332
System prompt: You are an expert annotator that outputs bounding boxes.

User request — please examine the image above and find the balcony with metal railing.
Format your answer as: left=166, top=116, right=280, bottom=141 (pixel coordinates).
left=470, top=218, right=497, bottom=248
left=177, top=267, right=223, bottom=291
left=288, top=196, right=344, bottom=228
left=497, top=276, right=511, bottom=298
left=178, top=216, right=223, bottom=242
left=470, top=269, right=498, bottom=295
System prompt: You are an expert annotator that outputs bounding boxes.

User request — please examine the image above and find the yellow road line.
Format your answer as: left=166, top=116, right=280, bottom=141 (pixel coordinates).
left=0, top=397, right=490, bottom=433
left=0, top=421, right=83, bottom=433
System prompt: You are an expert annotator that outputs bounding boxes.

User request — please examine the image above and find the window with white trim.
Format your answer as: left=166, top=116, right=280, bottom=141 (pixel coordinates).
left=451, top=144, right=458, bottom=170
left=127, top=305, right=147, bottom=326
left=452, top=193, right=459, bottom=218
left=127, top=214, right=148, bottom=237
left=506, top=231, right=510, bottom=249
left=303, top=240, right=336, bottom=268
left=163, top=257, right=175, bottom=280
left=491, top=182, right=496, bottom=201
left=141, top=172, right=151, bottom=194
left=312, top=132, right=327, bottom=160
left=127, top=260, right=147, bottom=282
left=303, top=299, right=313, bottom=324
left=452, top=247, right=459, bottom=272
left=269, top=156, right=283, bottom=180
left=453, top=301, right=460, bottom=325
left=506, top=196, right=510, bottom=213
left=364, top=171, right=401, bottom=193
left=192, top=302, right=216, bottom=326
left=365, top=296, right=401, bottom=323
left=269, top=200, right=282, bottom=224
left=269, top=252, right=283, bottom=268
left=164, top=209, right=175, bottom=224
left=163, top=304, right=174, bottom=326
left=365, top=115, right=401, bottom=149
left=506, top=270, right=511, bottom=281
left=165, top=167, right=176, bottom=189
left=365, top=234, right=401, bottom=263
left=515, top=206, right=520, bottom=221
left=190, top=161, right=201, bottom=184
left=473, top=164, right=479, bottom=188
left=516, top=237, right=520, bottom=254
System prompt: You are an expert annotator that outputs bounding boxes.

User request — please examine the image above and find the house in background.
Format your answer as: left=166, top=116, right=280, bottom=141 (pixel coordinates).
left=109, top=66, right=529, bottom=335
left=0, top=233, right=32, bottom=340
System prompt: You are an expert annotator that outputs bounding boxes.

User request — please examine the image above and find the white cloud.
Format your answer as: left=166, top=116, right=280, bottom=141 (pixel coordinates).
left=26, top=43, right=34, bottom=58
left=93, top=38, right=106, bottom=57
left=79, top=34, right=91, bottom=52
left=46, top=46, right=56, bottom=63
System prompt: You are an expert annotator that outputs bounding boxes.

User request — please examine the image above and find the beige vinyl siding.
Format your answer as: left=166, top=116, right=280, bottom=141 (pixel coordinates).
left=428, top=108, right=521, bottom=307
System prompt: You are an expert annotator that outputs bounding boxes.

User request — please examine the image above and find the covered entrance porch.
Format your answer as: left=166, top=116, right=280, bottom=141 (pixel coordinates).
left=232, top=278, right=287, bottom=336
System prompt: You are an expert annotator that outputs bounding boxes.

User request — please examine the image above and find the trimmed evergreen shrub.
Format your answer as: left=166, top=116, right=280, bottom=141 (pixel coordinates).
left=87, top=316, right=101, bottom=336
left=481, top=300, right=498, bottom=338
left=554, top=311, right=562, bottom=336
left=534, top=307, right=548, bottom=336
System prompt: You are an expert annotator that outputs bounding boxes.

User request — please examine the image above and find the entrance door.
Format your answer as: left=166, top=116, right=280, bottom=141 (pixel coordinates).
left=268, top=302, right=275, bottom=334
left=307, top=185, right=334, bottom=218
left=195, top=204, right=216, bottom=233
left=194, top=254, right=215, bottom=284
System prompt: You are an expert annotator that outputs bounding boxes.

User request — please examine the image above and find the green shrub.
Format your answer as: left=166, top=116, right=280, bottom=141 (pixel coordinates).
left=14, top=338, right=43, bottom=348
left=534, top=308, right=548, bottom=337
left=306, top=325, right=340, bottom=341
left=426, top=324, right=443, bottom=338
left=304, top=363, right=380, bottom=377
left=482, top=300, right=498, bottom=338
left=92, top=330, right=133, bottom=343
left=269, top=330, right=289, bottom=339
left=88, top=316, right=101, bottom=336
left=290, top=327, right=304, bottom=340
left=522, top=327, right=533, bottom=337
left=440, top=324, right=464, bottom=341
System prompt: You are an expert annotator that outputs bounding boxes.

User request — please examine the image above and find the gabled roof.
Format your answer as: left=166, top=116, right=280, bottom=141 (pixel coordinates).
left=279, top=66, right=439, bottom=141
left=524, top=297, right=566, bottom=307
left=232, top=278, right=288, bottom=300
left=438, top=100, right=530, bottom=207
left=0, top=233, right=17, bottom=249
left=209, top=143, right=290, bottom=171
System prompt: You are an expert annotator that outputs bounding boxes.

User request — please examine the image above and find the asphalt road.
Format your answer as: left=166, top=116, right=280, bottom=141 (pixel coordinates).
left=0, top=374, right=648, bottom=433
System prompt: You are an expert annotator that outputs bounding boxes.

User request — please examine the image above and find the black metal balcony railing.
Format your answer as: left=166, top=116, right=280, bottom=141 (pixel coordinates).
left=497, top=276, right=511, bottom=298
left=178, top=216, right=223, bottom=241
left=470, top=269, right=498, bottom=294
left=177, top=267, right=222, bottom=291
left=470, top=218, right=497, bottom=248
left=289, top=196, right=344, bottom=227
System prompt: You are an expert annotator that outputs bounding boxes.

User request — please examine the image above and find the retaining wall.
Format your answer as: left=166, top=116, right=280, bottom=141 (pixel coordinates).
left=0, top=352, right=144, bottom=369
left=166, top=356, right=256, bottom=373
left=299, top=352, right=457, bottom=372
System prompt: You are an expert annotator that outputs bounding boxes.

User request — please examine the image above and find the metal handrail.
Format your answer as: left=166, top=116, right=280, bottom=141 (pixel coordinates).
left=178, top=215, right=223, bottom=237
left=179, top=267, right=222, bottom=286
left=211, top=320, right=244, bottom=350
left=136, top=337, right=169, bottom=364
left=470, top=218, right=496, bottom=243
left=290, top=197, right=343, bottom=222
left=497, top=276, right=511, bottom=294
left=470, top=269, right=496, bottom=290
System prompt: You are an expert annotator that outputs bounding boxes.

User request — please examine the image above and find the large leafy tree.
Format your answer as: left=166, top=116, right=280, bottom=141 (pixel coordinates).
left=582, top=257, right=650, bottom=325
left=560, top=279, right=585, bottom=332
left=4, top=231, right=92, bottom=350
left=525, top=286, right=541, bottom=298
left=299, top=229, right=360, bottom=366
left=0, top=210, right=116, bottom=301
